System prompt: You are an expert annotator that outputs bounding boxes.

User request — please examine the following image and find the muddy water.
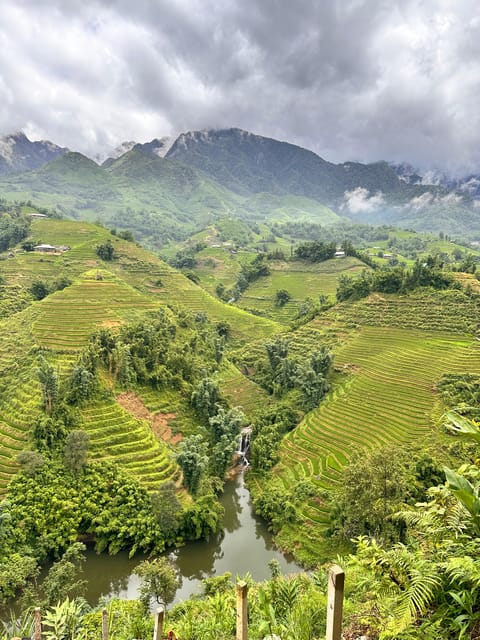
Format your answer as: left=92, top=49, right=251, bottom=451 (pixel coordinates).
left=81, top=472, right=302, bottom=604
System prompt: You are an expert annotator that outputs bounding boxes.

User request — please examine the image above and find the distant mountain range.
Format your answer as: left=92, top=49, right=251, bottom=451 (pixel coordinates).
left=0, top=128, right=479, bottom=243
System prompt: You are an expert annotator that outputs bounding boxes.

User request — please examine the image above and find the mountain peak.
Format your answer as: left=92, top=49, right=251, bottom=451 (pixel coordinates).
left=0, top=131, right=68, bottom=175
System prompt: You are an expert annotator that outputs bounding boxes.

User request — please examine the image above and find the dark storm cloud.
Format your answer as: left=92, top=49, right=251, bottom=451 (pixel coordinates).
left=0, top=0, right=479, bottom=173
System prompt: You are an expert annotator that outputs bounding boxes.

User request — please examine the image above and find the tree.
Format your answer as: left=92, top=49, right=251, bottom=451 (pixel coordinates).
left=42, top=543, right=86, bottom=605
left=208, top=406, right=244, bottom=441
left=191, top=377, right=221, bottom=420
left=134, top=557, right=180, bottom=610
left=150, top=482, right=182, bottom=539
left=30, top=280, right=49, bottom=300
left=95, top=240, right=115, bottom=261
left=64, top=430, right=89, bottom=474
left=274, top=289, right=291, bottom=307
left=37, top=357, right=59, bottom=415
left=67, top=365, right=96, bottom=404
left=16, top=451, right=44, bottom=476
left=176, top=435, right=208, bottom=495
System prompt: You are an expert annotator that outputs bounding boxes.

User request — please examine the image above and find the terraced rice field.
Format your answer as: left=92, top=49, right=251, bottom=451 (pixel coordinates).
left=275, top=326, right=480, bottom=535
left=0, top=312, right=43, bottom=495
left=32, top=271, right=161, bottom=351
left=218, top=361, right=269, bottom=419
left=331, top=290, right=480, bottom=335
left=237, top=257, right=366, bottom=324
left=80, top=399, right=180, bottom=492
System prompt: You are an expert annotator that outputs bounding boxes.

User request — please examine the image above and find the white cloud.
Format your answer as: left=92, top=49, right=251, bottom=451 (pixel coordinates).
left=0, top=0, right=479, bottom=172
left=343, top=187, right=385, bottom=213
left=408, top=191, right=464, bottom=211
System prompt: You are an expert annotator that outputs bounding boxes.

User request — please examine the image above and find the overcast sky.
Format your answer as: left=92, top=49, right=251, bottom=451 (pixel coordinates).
left=0, top=0, right=479, bottom=174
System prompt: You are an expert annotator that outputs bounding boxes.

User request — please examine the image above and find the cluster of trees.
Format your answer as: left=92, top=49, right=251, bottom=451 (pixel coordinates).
left=29, top=275, right=72, bottom=300
left=216, top=254, right=270, bottom=302
left=246, top=340, right=333, bottom=473
left=271, top=220, right=392, bottom=244
left=253, top=337, right=333, bottom=408
left=90, top=307, right=221, bottom=392
left=336, top=255, right=457, bottom=301
left=294, top=240, right=336, bottom=262
left=95, top=240, right=116, bottom=261
left=176, top=376, right=245, bottom=494
left=0, top=203, right=31, bottom=252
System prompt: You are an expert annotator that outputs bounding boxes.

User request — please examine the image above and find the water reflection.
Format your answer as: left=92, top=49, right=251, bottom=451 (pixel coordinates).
left=81, top=472, right=301, bottom=605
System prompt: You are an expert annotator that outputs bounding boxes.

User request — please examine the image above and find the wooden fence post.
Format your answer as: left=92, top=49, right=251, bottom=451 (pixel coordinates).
left=34, top=607, right=41, bottom=640
left=153, top=606, right=164, bottom=640
left=326, top=565, right=344, bottom=640
left=102, top=608, right=108, bottom=640
left=236, top=581, right=248, bottom=640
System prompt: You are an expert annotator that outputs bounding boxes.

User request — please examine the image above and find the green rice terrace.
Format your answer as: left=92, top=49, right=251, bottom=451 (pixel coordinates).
left=258, top=299, right=480, bottom=560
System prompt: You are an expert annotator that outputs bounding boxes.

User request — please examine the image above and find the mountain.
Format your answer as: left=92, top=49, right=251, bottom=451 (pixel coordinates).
left=166, top=128, right=423, bottom=205
left=0, top=132, right=68, bottom=176
left=1, top=127, right=480, bottom=240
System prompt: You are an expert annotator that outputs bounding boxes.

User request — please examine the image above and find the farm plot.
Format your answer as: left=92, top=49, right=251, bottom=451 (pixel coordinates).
left=80, top=399, right=180, bottom=492
left=331, top=290, right=480, bottom=335
left=32, top=271, right=160, bottom=351
left=237, top=257, right=366, bottom=324
left=0, top=311, right=43, bottom=494
left=275, top=326, right=480, bottom=531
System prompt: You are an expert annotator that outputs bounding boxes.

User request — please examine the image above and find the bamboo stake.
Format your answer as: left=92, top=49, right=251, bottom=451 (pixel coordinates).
left=102, top=608, right=108, bottom=640
left=326, top=565, right=344, bottom=640
left=153, top=606, right=164, bottom=640
left=34, top=607, right=41, bottom=640
left=236, top=581, right=248, bottom=640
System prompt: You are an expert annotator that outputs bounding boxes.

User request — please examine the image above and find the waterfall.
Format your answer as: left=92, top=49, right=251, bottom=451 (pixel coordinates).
left=236, top=427, right=251, bottom=466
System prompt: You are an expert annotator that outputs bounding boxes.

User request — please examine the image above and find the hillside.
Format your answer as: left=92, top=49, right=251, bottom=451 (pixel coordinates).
left=0, top=218, right=280, bottom=498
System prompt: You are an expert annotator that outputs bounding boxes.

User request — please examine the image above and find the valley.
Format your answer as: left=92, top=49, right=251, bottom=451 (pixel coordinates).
left=0, top=140, right=480, bottom=638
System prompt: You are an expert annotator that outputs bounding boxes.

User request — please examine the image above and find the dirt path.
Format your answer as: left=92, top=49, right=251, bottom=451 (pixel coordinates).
left=116, top=391, right=182, bottom=445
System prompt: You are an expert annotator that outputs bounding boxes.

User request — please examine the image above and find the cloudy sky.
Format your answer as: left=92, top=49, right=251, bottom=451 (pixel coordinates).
left=0, top=0, right=479, bottom=174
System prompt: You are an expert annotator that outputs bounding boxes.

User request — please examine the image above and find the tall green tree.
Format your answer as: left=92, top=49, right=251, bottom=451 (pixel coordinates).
left=176, top=435, right=208, bottom=495
left=37, top=357, right=59, bottom=415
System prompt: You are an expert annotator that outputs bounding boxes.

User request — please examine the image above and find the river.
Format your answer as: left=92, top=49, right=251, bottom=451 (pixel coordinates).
left=80, top=472, right=302, bottom=605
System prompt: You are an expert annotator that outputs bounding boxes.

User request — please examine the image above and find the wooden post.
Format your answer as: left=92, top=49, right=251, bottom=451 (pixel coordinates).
left=326, top=565, right=344, bottom=640
left=34, top=607, right=41, bottom=640
left=153, top=606, right=164, bottom=640
left=236, top=581, right=248, bottom=640
left=102, top=608, right=108, bottom=640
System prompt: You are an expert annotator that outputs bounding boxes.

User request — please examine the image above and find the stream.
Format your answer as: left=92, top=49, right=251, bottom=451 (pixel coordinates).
left=80, top=472, right=302, bottom=605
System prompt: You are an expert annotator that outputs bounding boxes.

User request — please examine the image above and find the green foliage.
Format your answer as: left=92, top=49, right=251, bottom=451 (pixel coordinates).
left=0, top=208, right=30, bottom=251
left=336, top=255, right=458, bottom=302
left=0, top=553, right=39, bottom=604
left=191, top=377, right=221, bottom=420
left=274, top=288, right=291, bottom=307
left=295, top=240, right=336, bottom=262
left=30, top=279, right=50, bottom=300
left=42, top=596, right=89, bottom=640
left=16, top=450, right=45, bottom=476
left=42, top=542, right=87, bottom=606
left=95, top=240, right=115, bottom=260
left=328, top=445, right=442, bottom=544
left=63, top=430, right=90, bottom=475
left=176, top=435, right=208, bottom=495
left=37, top=356, right=59, bottom=414
left=135, top=557, right=180, bottom=610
